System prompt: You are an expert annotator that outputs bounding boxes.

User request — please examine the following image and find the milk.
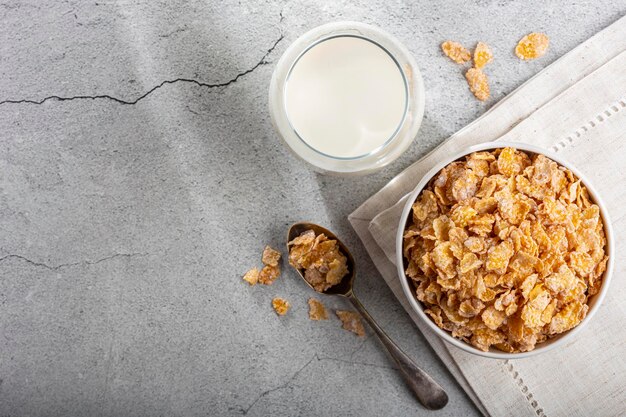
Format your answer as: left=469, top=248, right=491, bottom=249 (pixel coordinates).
left=285, top=36, right=407, bottom=159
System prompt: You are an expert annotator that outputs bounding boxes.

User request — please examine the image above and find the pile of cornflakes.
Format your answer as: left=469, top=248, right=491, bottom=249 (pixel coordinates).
left=241, top=239, right=364, bottom=332
left=288, top=230, right=349, bottom=292
left=402, top=148, right=608, bottom=352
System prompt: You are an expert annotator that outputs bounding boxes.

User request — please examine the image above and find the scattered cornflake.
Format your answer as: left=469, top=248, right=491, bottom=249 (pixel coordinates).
left=473, top=42, right=493, bottom=69
left=288, top=230, right=349, bottom=292
left=515, top=33, right=549, bottom=60
left=272, top=297, right=290, bottom=316
left=465, top=68, right=490, bottom=101
left=336, top=310, right=365, bottom=336
left=245, top=245, right=282, bottom=285
left=262, top=246, right=282, bottom=267
left=258, top=264, right=281, bottom=285
left=242, top=267, right=260, bottom=286
left=441, top=41, right=471, bottom=64
left=402, top=147, right=608, bottom=352
left=308, top=298, right=328, bottom=320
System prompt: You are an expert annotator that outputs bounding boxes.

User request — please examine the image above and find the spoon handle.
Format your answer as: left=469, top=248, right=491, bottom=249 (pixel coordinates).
left=348, top=294, right=449, bottom=410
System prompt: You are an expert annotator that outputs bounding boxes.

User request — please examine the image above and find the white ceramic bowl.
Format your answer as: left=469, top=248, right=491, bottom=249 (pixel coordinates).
left=395, top=141, right=614, bottom=359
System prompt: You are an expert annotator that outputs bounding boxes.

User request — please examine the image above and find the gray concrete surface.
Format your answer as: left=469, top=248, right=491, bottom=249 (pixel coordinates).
left=0, top=1, right=623, bottom=416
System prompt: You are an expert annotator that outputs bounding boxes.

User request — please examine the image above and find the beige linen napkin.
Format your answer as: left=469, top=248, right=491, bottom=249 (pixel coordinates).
left=349, top=16, right=626, bottom=417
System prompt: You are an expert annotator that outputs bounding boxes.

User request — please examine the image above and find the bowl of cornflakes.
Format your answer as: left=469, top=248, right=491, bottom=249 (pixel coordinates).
left=396, top=142, right=613, bottom=358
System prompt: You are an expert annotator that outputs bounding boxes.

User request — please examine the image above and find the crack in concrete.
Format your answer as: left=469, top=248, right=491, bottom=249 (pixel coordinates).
left=0, top=252, right=149, bottom=270
left=237, top=354, right=317, bottom=415
left=158, top=25, right=188, bottom=38
left=236, top=353, right=393, bottom=414
left=349, top=337, right=369, bottom=360
left=0, top=33, right=284, bottom=107
left=319, top=355, right=395, bottom=371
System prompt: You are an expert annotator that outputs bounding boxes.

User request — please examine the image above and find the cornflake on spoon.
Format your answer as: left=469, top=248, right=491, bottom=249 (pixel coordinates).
left=288, top=229, right=349, bottom=292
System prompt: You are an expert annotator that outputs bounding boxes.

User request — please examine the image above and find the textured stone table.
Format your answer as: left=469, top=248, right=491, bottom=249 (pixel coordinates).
left=0, top=1, right=623, bottom=416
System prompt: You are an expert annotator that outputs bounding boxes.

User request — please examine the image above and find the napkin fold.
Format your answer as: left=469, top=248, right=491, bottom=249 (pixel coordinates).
left=349, top=16, right=626, bottom=417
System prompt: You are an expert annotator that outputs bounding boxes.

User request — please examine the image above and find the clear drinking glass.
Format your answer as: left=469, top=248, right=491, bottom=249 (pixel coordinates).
left=269, top=22, right=425, bottom=176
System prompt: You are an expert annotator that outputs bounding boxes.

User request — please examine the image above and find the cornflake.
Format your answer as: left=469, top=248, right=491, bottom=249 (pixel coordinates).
left=288, top=230, right=349, bottom=292
left=441, top=41, right=471, bottom=64
left=308, top=298, right=328, bottom=320
left=272, top=297, right=290, bottom=316
left=245, top=245, right=282, bottom=285
left=242, top=267, right=260, bottom=286
left=258, top=265, right=280, bottom=285
left=336, top=310, right=365, bottom=336
left=465, top=68, right=490, bottom=101
left=402, top=147, right=608, bottom=352
left=473, top=42, right=493, bottom=69
left=515, top=33, right=549, bottom=60
left=262, top=246, right=281, bottom=267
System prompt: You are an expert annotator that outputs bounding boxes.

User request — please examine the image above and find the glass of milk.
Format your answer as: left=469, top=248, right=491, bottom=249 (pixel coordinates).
left=269, top=22, right=424, bottom=175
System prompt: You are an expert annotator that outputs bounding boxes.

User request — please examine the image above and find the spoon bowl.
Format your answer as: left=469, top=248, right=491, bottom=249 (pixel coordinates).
left=287, top=222, right=449, bottom=410
left=287, top=222, right=355, bottom=296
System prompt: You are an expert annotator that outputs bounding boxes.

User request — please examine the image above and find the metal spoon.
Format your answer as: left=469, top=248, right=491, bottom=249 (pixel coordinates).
left=287, top=222, right=449, bottom=410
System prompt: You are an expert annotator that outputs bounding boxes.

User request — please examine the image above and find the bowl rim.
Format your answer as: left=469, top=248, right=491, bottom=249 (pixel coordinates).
left=395, top=140, right=615, bottom=359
